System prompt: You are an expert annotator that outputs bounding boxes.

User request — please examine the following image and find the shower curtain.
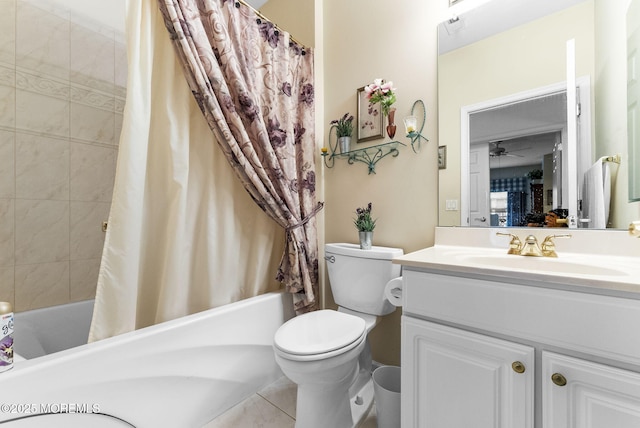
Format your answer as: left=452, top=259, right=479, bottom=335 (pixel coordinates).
left=156, top=0, right=321, bottom=314
left=89, top=0, right=286, bottom=341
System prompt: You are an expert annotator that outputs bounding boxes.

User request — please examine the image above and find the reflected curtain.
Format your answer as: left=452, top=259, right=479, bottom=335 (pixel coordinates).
left=507, top=192, right=527, bottom=226
left=88, top=0, right=284, bottom=342
left=156, top=0, right=321, bottom=314
left=491, top=178, right=528, bottom=226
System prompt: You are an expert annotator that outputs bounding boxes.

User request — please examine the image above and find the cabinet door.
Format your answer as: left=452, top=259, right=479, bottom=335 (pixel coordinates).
left=543, top=351, right=640, bottom=428
left=402, top=317, right=534, bottom=428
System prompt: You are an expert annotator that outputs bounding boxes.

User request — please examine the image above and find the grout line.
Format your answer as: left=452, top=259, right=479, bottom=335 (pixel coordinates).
left=256, top=391, right=296, bottom=421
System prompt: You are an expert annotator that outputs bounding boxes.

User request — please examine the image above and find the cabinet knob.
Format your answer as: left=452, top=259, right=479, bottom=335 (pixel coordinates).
left=551, top=373, right=567, bottom=386
left=511, top=361, right=526, bottom=374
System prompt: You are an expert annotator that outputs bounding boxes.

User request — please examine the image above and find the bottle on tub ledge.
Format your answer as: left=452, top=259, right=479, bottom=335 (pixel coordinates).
left=0, top=301, right=13, bottom=372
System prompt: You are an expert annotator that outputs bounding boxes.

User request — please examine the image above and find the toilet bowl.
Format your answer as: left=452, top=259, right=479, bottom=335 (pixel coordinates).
left=273, top=243, right=403, bottom=428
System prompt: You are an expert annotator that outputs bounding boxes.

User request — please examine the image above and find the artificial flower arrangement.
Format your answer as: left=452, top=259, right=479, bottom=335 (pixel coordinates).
left=353, top=202, right=376, bottom=232
left=330, top=112, right=354, bottom=138
left=364, top=79, right=397, bottom=116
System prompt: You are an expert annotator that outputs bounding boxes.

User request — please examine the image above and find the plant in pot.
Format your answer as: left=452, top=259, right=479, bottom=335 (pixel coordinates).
left=354, top=202, right=376, bottom=250
left=527, top=169, right=543, bottom=183
left=330, top=113, right=354, bottom=154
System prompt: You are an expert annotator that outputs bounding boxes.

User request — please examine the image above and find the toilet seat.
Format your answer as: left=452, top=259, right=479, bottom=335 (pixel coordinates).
left=274, top=310, right=366, bottom=362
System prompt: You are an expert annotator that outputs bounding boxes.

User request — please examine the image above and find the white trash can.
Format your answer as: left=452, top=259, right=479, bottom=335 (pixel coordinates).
left=372, top=365, right=401, bottom=428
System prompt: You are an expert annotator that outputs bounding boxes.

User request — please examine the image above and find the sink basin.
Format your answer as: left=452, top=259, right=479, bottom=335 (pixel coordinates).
left=393, top=229, right=640, bottom=294
left=457, top=254, right=627, bottom=277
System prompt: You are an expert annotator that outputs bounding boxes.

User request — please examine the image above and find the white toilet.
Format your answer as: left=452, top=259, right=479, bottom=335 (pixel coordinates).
left=273, top=243, right=403, bottom=428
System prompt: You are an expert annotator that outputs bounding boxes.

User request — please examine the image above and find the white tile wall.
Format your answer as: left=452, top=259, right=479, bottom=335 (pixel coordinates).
left=0, top=130, right=15, bottom=198
left=0, top=0, right=126, bottom=311
left=0, top=0, right=16, bottom=66
left=16, top=2, right=70, bottom=80
left=15, top=133, right=69, bottom=200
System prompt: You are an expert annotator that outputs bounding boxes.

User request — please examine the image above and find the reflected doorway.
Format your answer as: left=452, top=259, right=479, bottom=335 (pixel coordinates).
left=460, top=79, right=592, bottom=227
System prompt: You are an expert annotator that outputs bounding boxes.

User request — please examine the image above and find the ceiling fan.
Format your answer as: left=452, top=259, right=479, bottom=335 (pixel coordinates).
left=489, top=141, right=526, bottom=157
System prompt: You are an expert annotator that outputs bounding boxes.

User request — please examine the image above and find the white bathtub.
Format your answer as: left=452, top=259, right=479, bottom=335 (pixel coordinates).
left=0, top=291, right=294, bottom=427
left=13, top=300, right=95, bottom=360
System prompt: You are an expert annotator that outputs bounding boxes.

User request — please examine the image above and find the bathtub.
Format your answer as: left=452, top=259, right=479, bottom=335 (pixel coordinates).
left=13, top=299, right=95, bottom=360
left=0, top=291, right=294, bottom=427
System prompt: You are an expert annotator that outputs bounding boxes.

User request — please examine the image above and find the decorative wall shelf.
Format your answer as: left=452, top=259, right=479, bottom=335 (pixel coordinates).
left=322, top=99, right=428, bottom=174
left=322, top=141, right=406, bottom=174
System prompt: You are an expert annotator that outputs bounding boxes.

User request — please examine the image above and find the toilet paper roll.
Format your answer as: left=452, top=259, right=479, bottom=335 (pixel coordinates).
left=384, top=277, right=403, bottom=307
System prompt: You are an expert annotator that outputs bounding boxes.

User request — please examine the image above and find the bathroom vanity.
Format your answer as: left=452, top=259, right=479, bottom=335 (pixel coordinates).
left=395, top=227, right=640, bottom=428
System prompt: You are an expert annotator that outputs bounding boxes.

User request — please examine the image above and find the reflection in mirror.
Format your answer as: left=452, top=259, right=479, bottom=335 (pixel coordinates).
left=629, top=0, right=640, bottom=202
left=468, top=92, right=568, bottom=227
left=438, top=0, right=640, bottom=229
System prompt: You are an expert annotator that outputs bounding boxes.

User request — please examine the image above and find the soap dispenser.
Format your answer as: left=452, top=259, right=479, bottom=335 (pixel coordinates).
left=0, top=302, right=13, bottom=372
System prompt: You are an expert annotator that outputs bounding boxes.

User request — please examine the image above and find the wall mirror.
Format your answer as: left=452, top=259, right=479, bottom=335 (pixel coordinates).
left=629, top=0, right=640, bottom=202
left=438, top=0, right=640, bottom=229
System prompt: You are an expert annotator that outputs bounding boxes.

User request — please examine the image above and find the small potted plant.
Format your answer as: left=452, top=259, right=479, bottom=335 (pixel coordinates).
left=354, top=202, right=376, bottom=250
left=527, top=169, right=543, bottom=184
left=330, top=113, right=354, bottom=154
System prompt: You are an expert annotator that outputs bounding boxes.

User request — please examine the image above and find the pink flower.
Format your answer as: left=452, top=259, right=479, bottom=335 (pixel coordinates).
left=381, top=81, right=395, bottom=93
left=363, top=78, right=397, bottom=116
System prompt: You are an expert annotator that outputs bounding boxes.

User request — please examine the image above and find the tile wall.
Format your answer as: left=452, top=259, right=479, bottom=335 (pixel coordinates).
left=0, top=0, right=126, bottom=311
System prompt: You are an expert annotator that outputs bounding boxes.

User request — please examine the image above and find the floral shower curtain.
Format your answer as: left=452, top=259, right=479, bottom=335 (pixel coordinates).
left=156, top=0, right=321, bottom=314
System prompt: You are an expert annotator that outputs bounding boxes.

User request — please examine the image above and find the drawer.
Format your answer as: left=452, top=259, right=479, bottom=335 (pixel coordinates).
left=403, top=270, right=640, bottom=367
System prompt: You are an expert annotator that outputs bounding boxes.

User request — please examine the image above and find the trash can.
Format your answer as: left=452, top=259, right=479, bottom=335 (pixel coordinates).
left=372, top=365, right=401, bottom=428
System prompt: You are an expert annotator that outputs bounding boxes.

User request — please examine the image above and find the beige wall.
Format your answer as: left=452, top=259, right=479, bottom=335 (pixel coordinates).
left=438, top=1, right=595, bottom=226
left=262, top=0, right=444, bottom=365
left=321, top=0, right=445, bottom=365
left=595, top=0, right=640, bottom=227
left=260, top=0, right=315, bottom=47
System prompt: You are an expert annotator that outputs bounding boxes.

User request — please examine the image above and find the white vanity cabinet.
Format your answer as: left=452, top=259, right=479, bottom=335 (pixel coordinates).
left=400, top=269, right=640, bottom=428
left=543, top=352, right=640, bottom=428
left=403, top=317, right=534, bottom=428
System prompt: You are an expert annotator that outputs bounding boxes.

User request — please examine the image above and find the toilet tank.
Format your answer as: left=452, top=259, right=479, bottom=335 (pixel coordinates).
left=325, top=243, right=403, bottom=316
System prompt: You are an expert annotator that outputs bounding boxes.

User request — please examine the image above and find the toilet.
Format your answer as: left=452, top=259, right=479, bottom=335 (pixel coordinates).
left=273, top=243, right=403, bottom=428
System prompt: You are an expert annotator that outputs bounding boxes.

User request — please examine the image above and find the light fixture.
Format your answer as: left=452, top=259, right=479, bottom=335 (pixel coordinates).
left=404, top=100, right=429, bottom=153
left=403, top=116, right=418, bottom=135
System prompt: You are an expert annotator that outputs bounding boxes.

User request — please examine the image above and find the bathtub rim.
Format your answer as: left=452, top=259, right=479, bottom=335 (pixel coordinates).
left=11, top=290, right=293, bottom=372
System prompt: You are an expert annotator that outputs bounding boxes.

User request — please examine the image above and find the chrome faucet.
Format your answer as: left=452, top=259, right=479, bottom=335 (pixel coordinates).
left=497, top=232, right=571, bottom=257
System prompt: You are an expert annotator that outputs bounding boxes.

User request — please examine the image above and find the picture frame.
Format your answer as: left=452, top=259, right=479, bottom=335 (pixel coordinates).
left=356, top=86, right=384, bottom=143
left=438, top=145, right=447, bottom=169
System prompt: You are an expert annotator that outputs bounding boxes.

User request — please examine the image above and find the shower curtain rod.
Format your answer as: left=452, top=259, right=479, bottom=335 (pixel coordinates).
left=235, top=0, right=306, bottom=48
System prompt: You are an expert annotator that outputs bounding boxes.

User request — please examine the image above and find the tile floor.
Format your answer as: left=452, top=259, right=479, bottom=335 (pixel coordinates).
left=202, top=376, right=378, bottom=428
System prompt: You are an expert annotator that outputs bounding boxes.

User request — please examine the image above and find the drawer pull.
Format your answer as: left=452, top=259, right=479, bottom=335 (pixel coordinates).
left=551, top=373, right=567, bottom=386
left=511, top=361, right=526, bottom=374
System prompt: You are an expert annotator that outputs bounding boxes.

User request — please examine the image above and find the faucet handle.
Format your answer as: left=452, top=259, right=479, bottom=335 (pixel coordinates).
left=541, top=234, right=572, bottom=257
left=630, top=221, right=640, bottom=238
left=496, top=232, right=522, bottom=255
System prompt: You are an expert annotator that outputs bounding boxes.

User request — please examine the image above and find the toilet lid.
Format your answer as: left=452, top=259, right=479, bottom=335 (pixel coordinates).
left=274, top=310, right=366, bottom=356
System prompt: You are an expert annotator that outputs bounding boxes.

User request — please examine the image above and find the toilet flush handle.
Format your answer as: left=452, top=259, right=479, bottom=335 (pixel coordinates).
left=324, top=255, right=335, bottom=263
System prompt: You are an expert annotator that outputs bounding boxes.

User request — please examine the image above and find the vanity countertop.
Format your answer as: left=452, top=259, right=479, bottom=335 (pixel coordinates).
left=393, top=227, right=640, bottom=298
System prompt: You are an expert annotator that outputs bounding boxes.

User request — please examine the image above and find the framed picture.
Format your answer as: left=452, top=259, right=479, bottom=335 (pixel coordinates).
left=357, top=86, right=384, bottom=143
left=438, top=145, right=447, bottom=169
